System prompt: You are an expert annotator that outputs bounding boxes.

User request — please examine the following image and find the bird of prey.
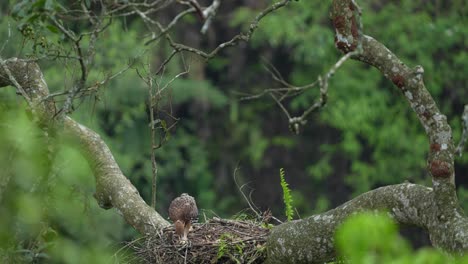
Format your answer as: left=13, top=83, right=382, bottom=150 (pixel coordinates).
left=168, top=193, right=198, bottom=241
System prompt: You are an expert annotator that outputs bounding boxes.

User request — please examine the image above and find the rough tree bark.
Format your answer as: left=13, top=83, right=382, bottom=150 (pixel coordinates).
left=0, top=0, right=467, bottom=263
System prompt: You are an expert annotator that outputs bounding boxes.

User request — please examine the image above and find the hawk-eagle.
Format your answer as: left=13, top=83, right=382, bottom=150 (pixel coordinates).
left=168, top=193, right=198, bottom=241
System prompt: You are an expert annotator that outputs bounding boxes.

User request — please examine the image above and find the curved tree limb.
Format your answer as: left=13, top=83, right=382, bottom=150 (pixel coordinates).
left=63, top=117, right=169, bottom=234
left=268, top=183, right=416, bottom=263
left=266, top=0, right=467, bottom=262
left=330, top=0, right=457, bottom=206
left=266, top=183, right=468, bottom=264
left=0, top=58, right=170, bottom=234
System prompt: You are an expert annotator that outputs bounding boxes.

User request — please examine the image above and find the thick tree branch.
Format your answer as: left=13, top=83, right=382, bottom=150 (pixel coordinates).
left=63, top=117, right=169, bottom=233
left=266, top=183, right=468, bottom=263
left=0, top=58, right=169, bottom=234
left=330, top=0, right=459, bottom=219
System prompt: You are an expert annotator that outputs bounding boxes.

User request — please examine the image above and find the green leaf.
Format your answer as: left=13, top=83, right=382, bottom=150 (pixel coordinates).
left=46, top=25, right=59, bottom=34
left=336, top=212, right=410, bottom=263
left=11, top=0, right=30, bottom=19
left=280, top=168, right=294, bottom=221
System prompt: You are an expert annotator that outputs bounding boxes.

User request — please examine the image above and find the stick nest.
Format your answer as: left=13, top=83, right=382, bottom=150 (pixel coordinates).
left=133, top=217, right=270, bottom=263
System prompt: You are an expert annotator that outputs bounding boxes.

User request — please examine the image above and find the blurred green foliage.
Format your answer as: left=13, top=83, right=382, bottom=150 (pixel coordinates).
left=335, top=212, right=468, bottom=264
left=0, top=103, right=129, bottom=263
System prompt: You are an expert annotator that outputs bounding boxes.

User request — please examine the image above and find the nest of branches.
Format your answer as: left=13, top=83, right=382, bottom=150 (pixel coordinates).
left=132, top=217, right=271, bottom=264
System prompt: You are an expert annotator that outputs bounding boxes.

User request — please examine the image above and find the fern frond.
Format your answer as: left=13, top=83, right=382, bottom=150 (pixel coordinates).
left=280, top=168, right=294, bottom=221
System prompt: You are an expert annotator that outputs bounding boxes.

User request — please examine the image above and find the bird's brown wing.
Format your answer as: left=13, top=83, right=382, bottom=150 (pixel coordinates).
left=188, top=200, right=198, bottom=222
left=169, top=194, right=199, bottom=222
left=169, top=196, right=185, bottom=222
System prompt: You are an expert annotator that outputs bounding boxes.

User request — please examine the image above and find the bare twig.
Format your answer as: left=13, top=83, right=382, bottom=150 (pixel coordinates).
left=298, top=50, right=359, bottom=119
left=104, top=0, right=172, bottom=17
left=49, top=6, right=111, bottom=115
left=455, top=105, right=468, bottom=157
left=141, top=57, right=189, bottom=208
left=233, top=166, right=262, bottom=219
left=145, top=8, right=196, bottom=45
left=135, top=62, right=160, bottom=209
left=0, top=146, right=16, bottom=203
left=0, top=57, right=32, bottom=104
left=270, top=93, right=291, bottom=120
left=248, top=49, right=358, bottom=134
left=135, top=0, right=292, bottom=85
left=201, top=0, right=221, bottom=34
left=158, top=0, right=292, bottom=60
left=0, top=21, right=11, bottom=54
left=287, top=50, right=359, bottom=133
left=148, top=71, right=159, bottom=209
left=156, top=67, right=190, bottom=97
left=240, top=60, right=318, bottom=101
left=42, top=63, right=131, bottom=103
left=176, top=0, right=205, bottom=21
